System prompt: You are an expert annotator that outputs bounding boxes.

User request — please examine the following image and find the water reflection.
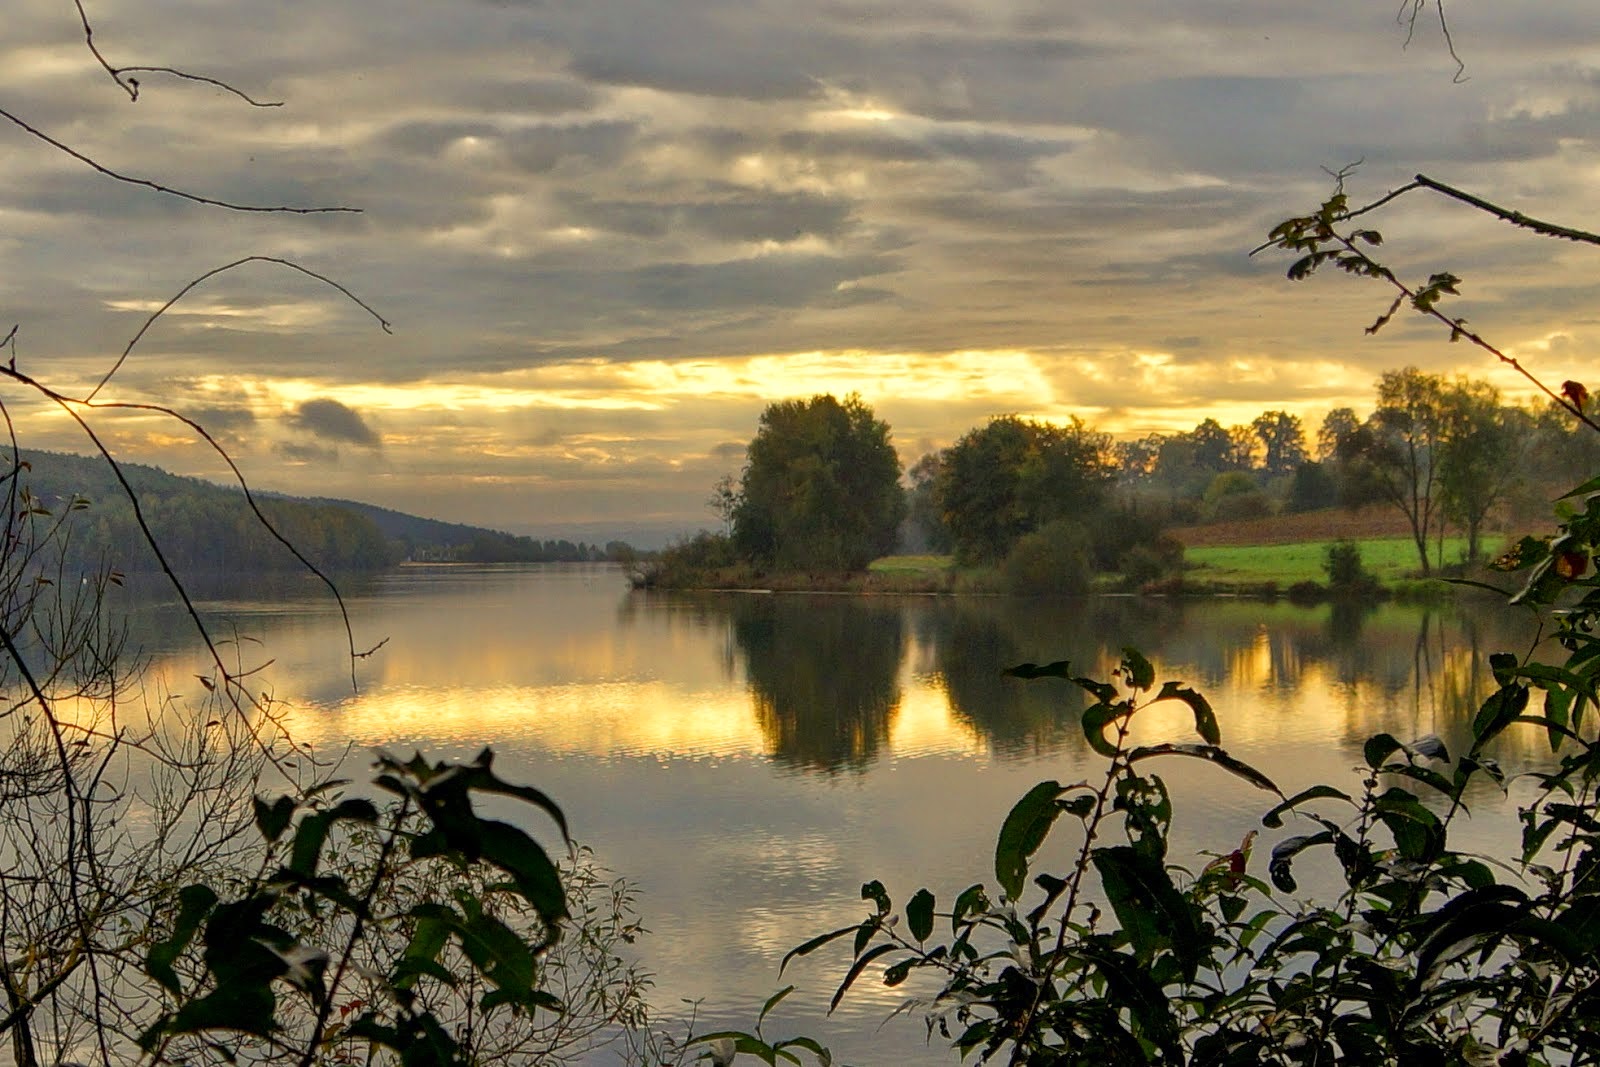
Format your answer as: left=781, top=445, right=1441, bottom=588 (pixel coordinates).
left=729, top=596, right=904, bottom=774
left=912, top=597, right=1186, bottom=757
left=119, top=570, right=1549, bottom=778
left=109, top=569, right=1560, bottom=1066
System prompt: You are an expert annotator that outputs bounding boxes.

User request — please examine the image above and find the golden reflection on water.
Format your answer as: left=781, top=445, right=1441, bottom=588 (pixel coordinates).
left=279, top=680, right=764, bottom=758
left=117, top=570, right=1552, bottom=788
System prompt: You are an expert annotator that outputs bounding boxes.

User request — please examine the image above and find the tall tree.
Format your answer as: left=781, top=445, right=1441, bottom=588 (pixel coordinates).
left=732, top=394, right=905, bottom=571
left=1437, top=378, right=1526, bottom=563
left=1228, top=424, right=1259, bottom=471
left=936, top=415, right=1114, bottom=564
left=1358, top=367, right=1450, bottom=575
left=1317, top=407, right=1362, bottom=460
left=1251, top=410, right=1308, bottom=475
left=1189, top=418, right=1237, bottom=472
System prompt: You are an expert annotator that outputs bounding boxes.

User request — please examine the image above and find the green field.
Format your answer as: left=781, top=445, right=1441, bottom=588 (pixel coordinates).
left=867, top=534, right=1498, bottom=592
left=1184, top=535, right=1493, bottom=586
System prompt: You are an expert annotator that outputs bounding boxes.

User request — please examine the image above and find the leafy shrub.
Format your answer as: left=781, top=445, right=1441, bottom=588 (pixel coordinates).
left=1286, top=459, right=1339, bottom=512
left=1002, top=519, right=1092, bottom=596
left=647, top=530, right=743, bottom=586
left=1083, top=504, right=1172, bottom=572
left=1287, top=578, right=1325, bottom=603
left=1324, top=538, right=1385, bottom=599
left=1117, top=543, right=1170, bottom=589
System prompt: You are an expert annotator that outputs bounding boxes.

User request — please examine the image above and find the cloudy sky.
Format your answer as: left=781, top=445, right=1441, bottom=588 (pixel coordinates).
left=2, top=1, right=1597, bottom=543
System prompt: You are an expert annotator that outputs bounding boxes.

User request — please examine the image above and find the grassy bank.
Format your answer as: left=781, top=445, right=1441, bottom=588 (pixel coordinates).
left=1183, top=536, right=1487, bottom=588
left=643, top=534, right=1503, bottom=597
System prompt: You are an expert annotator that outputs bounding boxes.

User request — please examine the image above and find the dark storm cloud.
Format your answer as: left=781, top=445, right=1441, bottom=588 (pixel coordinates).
left=291, top=398, right=381, bottom=448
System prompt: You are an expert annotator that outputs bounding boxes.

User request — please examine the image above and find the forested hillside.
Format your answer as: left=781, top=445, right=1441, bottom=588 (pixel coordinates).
left=10, top=451, right=623, bottom=572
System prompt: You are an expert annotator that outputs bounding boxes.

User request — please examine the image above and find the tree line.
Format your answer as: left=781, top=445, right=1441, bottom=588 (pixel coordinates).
left=11, top=450, right=635, bottom=573
left=674, top=367, right=1590, bottom=589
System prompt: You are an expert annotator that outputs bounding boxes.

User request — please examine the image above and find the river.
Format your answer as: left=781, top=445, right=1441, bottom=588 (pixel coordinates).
left=122, top=563, right=1548, bottom=1065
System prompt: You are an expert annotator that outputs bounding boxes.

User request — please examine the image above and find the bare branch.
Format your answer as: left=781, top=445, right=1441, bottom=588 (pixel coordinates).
left=1397, top=0, right=1466, bottom=83
left=0, top=106, right=358, bottom=215
left=1411, top=174, right=1600, bottom=246
left=73, top=0, right=283, bottom=107
left=89, top=256, right=393, bottom=400
left=113, top=67, right=285, bottom=108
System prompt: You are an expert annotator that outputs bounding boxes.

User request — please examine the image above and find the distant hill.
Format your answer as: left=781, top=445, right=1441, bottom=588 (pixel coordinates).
left=5, top=450, right=633, bottom=571
left=299, top=496, right=629, bottom=563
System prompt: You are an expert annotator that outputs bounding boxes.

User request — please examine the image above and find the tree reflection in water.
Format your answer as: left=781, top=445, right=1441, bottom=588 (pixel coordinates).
left=730, top=595, right=905, bottom=774
left=915, top=597, right=1185, bottom=757
left=633, top=586, right=1545, bottom=773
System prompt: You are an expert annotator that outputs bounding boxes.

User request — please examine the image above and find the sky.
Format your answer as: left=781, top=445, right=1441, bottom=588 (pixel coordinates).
left=3, top=1, right=1599, bottom=545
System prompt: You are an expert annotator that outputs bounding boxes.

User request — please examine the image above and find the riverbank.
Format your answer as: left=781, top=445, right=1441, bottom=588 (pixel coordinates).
left=639, top=531, right=1511, bottom=599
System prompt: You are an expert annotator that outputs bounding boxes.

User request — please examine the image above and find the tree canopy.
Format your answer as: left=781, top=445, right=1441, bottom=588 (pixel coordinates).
left=732, top=393, right=905, bottom=572
left=935, top=415, right=1115, bottom=565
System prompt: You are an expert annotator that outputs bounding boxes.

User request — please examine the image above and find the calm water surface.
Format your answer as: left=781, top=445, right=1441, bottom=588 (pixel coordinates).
left=125, top=563, right=1547, bottom=1065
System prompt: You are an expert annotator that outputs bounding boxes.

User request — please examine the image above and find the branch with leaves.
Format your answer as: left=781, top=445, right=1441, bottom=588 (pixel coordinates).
left=1256, top=171, right=1600, bottom=435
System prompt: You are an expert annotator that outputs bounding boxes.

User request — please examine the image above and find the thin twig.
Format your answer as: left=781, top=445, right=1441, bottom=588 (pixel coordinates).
left=1397, top=0, right=1466, bottom=82
left=0, top=373, right=303, bottom=775
left=73, top=0, right=283, bottom=107
left=89, top=256, right=392, bottom=400
left=0, top=106, right=357, bottom=215
left=80, top=394, right=377, bottom=691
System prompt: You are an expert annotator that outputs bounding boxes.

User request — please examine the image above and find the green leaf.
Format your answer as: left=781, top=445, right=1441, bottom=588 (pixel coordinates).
left=830, top=943, right=900, bottom=1013
left=774, top=1035, right=833, bottom=1064
left=906, top=889, right=935, bottom=943
left=252, top=796, right=295, bottom=844
left=882, top=957, right=915, bottom=987
left=288, top=810, right=335, bottom=877
left=691, top=1031, right=783, bottom=1067
left=1120, top=647, right=1155, bottom=691
left=1081, top=702, right=1124, bottom=758
left=1059, top=792, right=1096, bottom=818
left=1373, top=788, right=1444, bottom=863
left=994, top=780, right=1067, bottom=899
left=146, top=884, right=219, bottom=995
left=1092, top=845, right=1206, bottom=981
left=1154, top=681, right=1220, bottom=745
left=165, top=984, right=278, bottom=1040
left=1269, top=832, right=1333, bottom=892
left=861, top=879, right=891, bottom=917
left=1559, top=475, right=1600, bottom=500
left=1363, top=733, right=1403, bottom=770
left=758, top=984, right=795, bottom=1026
left=1489, top=535, right=1550, bottom=571
left=780, top=924, right=857, bottom=977
left=1003, top=659, right=1072, bottom=680
left=1472, top=684, right=1530, bottom=751
left=1261, top=785, right=1354, bottom=829
left=1126, top=743, right=1280, bottom=794
left=1073, top=939, right=1182, bottom=1059
left=951, top=884, right=988, bottom=929
left=476, top=819, right=569, bottom=926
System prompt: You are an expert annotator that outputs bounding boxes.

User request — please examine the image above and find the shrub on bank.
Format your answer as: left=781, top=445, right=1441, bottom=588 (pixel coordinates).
left=1002, top=519, right=1092, bottom=596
